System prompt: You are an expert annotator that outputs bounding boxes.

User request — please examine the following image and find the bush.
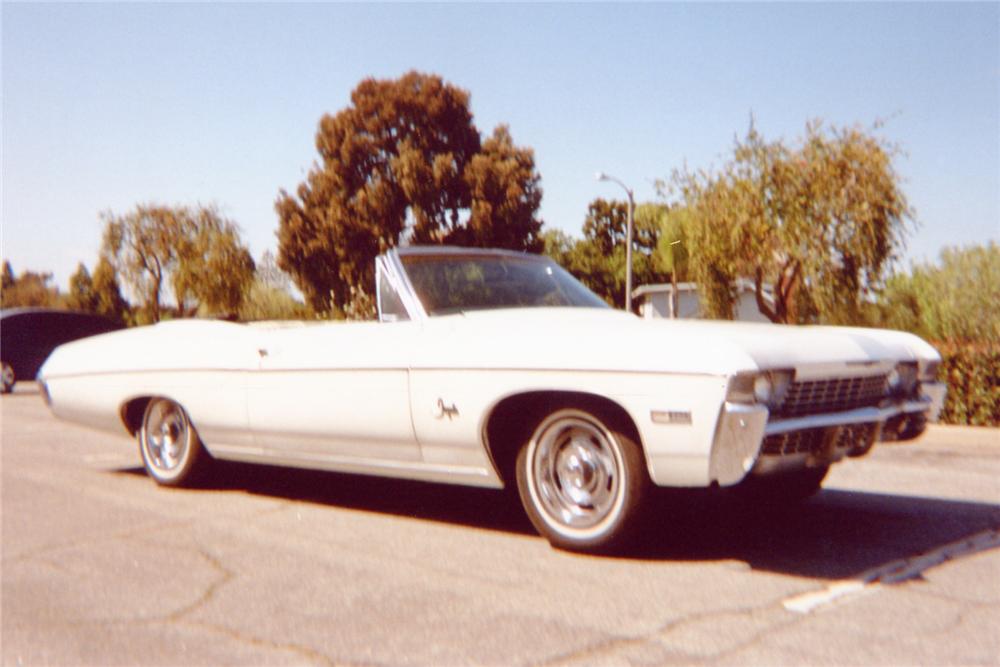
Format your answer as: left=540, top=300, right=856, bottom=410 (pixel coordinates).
left=934, top=340, right=1000, bottom=427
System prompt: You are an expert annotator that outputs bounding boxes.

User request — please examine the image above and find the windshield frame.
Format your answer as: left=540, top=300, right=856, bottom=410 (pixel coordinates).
left=382, top=246, right=609, bottom=320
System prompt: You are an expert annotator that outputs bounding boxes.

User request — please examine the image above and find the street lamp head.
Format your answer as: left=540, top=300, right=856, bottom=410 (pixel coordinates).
left=595, top=171, right=608, bottom=182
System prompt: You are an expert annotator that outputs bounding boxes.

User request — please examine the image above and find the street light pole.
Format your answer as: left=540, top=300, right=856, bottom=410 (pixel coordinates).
left=596, top=172, right=635, bottom=312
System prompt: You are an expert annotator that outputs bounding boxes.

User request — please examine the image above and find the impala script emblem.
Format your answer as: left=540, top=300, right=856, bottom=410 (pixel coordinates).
left=435, top=398, right=460, bottom=420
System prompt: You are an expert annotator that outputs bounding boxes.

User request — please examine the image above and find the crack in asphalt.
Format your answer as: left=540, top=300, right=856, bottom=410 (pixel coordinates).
left=161, top=543, right=235, bottom=623
left=4, top=519, right=196, bottom=565
left=176, top=618, right=347, bottom=667
left=5, top=501, right=403, bottom=666
left=163, top=541, right=356, bottom=667
left=33, top=534, right=345, bottom=666
left=536, top=596, right=806, bottom=666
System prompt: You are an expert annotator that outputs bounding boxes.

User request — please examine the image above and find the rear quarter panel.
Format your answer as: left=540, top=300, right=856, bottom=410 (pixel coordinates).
left=40, top=321, right=259, bottom=449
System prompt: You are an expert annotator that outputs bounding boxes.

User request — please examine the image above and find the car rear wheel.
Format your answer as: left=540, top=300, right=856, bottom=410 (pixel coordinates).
left=139, top=398, right=211, bottom=487
left=1, top=362, right=14, bottom=394
left=516, top=407, right=648, bottom=553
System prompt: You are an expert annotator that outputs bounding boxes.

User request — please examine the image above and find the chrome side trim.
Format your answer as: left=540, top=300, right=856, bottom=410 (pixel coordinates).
left=207, top=443, right=503, bottom=489
left=709, top=402, right=768, bottom=486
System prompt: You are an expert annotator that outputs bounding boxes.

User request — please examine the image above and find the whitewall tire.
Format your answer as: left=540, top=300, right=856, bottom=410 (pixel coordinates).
left=139, top=398, right=211, bottom=487
left=516, top=407, right=648, bottom=552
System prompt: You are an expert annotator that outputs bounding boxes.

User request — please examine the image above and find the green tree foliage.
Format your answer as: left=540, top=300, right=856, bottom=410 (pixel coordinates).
left=239, top=281, right=312, bottom=322
left=238, top=251, right=312, bottom=322
left=877, top=243, right=1000, bottom=343
left=934, top=341, right=1000, bottom=426
left=871, top=243, right=999, bottom=426
left=544, top=199, right=671, bottom=309
left=651, top=207, right=690, bottom=280
left=540, top=229, right=575, bottom=266
left=276, top=71, right=543, bottom=315
left=565, top=198, right=631, bottom=306
left=669, top=120, right=911, bottom=323
left=0, top=262, right=61, bottom=308
left=102, top=204, right=255, bottom=322
left=173, top=207, right=256, bottom=318
left=66, top=263, right=98, bottom=312
left=102, top=205, right=183, bottom=322
left=92, top=258, right=130, bottom=326
left=64, top=260, right=131, bottom=326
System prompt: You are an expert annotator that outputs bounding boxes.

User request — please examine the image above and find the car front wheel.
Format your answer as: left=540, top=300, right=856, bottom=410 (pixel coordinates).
left=139, top=398, right=211, bottom=487
left=516, top=407, right=649, bottom=553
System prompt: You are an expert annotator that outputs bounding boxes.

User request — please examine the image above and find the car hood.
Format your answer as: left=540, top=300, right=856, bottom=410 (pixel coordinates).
left=420, top=308, right=938, bottom=377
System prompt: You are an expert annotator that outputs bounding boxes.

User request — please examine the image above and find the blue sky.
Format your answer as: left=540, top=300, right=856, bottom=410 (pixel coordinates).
left=3, top=2, right=998, bottom=290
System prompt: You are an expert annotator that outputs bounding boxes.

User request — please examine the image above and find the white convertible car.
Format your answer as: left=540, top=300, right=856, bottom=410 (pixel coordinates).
left=39, top=247, right=946, bottom=551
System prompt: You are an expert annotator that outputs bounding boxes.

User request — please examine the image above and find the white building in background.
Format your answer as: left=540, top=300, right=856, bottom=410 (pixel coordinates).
left=632, top=280, right=774, bottom=322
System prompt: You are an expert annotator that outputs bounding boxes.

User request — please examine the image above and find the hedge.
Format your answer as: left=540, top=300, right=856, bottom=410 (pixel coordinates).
left=933, top=340, right=1000, bottom=427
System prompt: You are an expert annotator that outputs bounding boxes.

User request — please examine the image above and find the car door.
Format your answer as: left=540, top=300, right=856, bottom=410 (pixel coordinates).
left=247, top=320, right=420, bottom=462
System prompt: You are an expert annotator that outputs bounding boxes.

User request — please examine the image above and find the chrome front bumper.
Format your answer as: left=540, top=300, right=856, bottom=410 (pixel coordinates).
left=709, top=381, right=947, bottom=485
left=708, top=402, right=769, bottom=486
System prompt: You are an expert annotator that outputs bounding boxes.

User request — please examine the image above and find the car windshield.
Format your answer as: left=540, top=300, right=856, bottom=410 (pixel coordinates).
left=400, top=253, right=610, bottom=316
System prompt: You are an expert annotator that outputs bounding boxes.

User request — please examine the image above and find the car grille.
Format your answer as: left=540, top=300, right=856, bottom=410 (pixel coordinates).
left=762, top=423, right=879, bottom=457
left=775, top=374, right=888, bottom=417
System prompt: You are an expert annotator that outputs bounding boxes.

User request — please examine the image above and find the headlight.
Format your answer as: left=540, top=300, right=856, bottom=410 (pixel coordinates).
left=727, top=369, right=794, bottom=408
left=753, top=375, right=774, bottom=403
left=921, top=360, right=940, bottom=381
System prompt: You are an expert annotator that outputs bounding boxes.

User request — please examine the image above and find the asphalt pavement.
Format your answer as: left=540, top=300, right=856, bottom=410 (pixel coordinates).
left=2, top=384, right=998, bottom=665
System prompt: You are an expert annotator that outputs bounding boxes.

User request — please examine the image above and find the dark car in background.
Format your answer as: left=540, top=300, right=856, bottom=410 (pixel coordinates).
left=1, top=309, right=122, bottom=393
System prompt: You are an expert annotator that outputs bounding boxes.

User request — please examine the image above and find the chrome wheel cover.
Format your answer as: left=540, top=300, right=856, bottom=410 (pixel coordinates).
left=528, top=412, right=624, bottom=536
left=143, top=400, right=190, bottom=474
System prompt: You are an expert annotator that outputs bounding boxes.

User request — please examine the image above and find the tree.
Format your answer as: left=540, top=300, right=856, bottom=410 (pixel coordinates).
left=66, top=263, right=98, bottom=312
left=254, top=250, right=292, bottom=292
left=172, top=207, right=256, bottom=318
left=102, top=204, right=254, bottom=322
left=0, top=263, right=60, bottom=308
left=2, top=262, right=15, bottom=293
left=547, top=199, right=671, bottom=309
left=651, top=207, right=690, bottom=280
left=668, top=120, right=912, bottom=323
left=649, top=206, right=692, bottom=318
left=877, top=243, right=1000, bottom=343
left=238, top=251, right=311, bottom=322
left=102, top=205, right=183, bottom=322
left=540, top=229, right=575, bottom=267
left=453, top=125, right=543, bottom=249
left=92, top=258, right=130, bottom=326
left=276, top=71, right=543, bottom=315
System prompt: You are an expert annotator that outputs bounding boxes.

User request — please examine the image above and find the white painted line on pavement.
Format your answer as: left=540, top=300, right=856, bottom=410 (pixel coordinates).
left=783, top=528, right=1000, bottom=614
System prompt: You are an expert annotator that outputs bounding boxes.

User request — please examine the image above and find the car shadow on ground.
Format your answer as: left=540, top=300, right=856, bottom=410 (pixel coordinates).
left=115, top=461, right=1000, bottom=580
